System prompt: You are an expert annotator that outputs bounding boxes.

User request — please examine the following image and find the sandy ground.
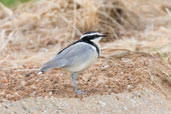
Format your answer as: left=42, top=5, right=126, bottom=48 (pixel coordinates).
left=0, top=88, right=170, bottom=114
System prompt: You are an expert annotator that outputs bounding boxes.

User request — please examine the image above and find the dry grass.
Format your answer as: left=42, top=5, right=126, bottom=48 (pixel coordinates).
left=0, top=0, right=142, bottom=71
left=0, top=0, right=171, bottom=101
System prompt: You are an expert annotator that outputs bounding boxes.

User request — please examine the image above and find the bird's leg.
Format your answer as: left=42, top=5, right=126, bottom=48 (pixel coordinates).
left=72, top=73, right=84, bottom=94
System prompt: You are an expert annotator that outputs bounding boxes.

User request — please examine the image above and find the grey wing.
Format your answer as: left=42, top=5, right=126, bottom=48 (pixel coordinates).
left=40, top=42, right=96, bottom=72
left=39, top=56, right=66, bottom=72
left=57, top=42, right=97, bottom=68
left=60, top=42, right=98, bottom=67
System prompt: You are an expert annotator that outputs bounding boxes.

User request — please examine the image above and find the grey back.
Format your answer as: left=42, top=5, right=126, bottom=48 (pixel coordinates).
left=40, top=42, right=97, bottom=72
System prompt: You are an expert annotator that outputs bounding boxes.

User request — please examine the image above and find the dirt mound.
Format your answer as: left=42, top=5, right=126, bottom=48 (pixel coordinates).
left=0, top=52, right=170, bottom=102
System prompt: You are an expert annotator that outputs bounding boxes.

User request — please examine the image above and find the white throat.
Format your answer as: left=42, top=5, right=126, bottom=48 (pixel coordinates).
left=91, top=37, right=102, bottom=48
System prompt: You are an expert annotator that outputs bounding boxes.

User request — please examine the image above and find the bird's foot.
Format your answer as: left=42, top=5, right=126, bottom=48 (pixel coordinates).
left=75, top=89, right=85, bottom=94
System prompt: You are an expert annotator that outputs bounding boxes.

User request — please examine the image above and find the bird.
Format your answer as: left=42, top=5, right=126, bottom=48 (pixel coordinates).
left=38, top=31, right=107, bottom=94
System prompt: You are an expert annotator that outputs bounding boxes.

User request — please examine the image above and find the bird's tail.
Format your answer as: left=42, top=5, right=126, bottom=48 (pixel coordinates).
left=38, top=71, right=44, bottom=75
left=38, top=58, right=65, bottom=75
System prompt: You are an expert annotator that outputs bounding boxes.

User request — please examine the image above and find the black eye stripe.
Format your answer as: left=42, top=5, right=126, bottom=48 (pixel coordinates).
left=82, top=35, right=100, bottom=40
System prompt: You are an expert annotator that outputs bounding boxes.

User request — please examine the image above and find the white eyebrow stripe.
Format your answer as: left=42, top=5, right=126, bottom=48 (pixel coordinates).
left=80, top=33, right=101, bottom=39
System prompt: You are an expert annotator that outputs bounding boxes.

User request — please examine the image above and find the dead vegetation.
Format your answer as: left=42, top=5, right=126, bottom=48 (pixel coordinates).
left=0, top=0, right=171, bottom=102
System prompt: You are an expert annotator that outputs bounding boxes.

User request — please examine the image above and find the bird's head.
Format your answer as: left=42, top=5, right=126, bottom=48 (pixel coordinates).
left=80, top=31, right=107, bottom=44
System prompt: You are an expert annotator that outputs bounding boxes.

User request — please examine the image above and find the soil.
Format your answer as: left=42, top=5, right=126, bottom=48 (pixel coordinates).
left=0, top=52, right=170, bottom=101
left=0, top=51, right=171, bottom=113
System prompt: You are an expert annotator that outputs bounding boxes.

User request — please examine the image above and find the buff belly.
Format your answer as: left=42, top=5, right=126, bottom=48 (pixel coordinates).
left=63, top=54, right=98, bottom=73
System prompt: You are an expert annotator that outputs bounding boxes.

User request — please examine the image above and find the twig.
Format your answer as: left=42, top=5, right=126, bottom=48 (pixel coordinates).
left=72, top=0, right=77, bottom=40
left=0, top=3, right=13, bottom=16
left=14, top=69, right=40, bottom=72
left=147, top=71, right=168, bottom=97
left=0, top=31, right=15, bottom=53
left=165, top=8, right=171, bottom=19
